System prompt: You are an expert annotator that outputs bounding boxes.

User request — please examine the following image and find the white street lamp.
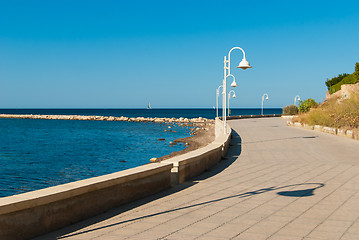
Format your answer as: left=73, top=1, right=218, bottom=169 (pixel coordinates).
left=216, top=85, right=223, bottom=118
left=228, top=74, right=238, bottom=87
left=228, top=90, right=236, bottom=116
left=222, top=47, right=252, bottom=133
left=261, top=93, right=269, bottom=115
left=294, top=95, right=301, bottom=106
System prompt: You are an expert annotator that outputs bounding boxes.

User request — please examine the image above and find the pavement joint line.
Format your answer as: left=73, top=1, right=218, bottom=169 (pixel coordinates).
left=304, top=172, right=359, bottom=240
left=266, top=167, right=359, bottom=240
left=121, top=162, right=299, bottom=239
left=35, top=118, right=359, bottom=240
left=122, top=162, right=304, bottom=240
left=57, top=162, right=288, bottom=239
left=265, top=165, right=356, bottom=239
left=85, top=159, right=269, bottom=228
left=115, top=160, right=274, bottom=217
left=200, top=162, right=341, bottom=240
left=340, top=203, right=359, bottom=239
left=162, top=162, right=330, bottom=240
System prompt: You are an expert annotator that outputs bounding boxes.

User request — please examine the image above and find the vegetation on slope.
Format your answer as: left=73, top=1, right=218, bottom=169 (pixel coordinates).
left=293, top=61, right=359, bottom=130
left=295, top=93, right=359, bottom=129
left=325, top=63, right=359, bottom=94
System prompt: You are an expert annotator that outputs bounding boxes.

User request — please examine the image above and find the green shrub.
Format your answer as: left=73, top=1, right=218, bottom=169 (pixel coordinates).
left=282, top=105, right=298, bottom=115
left=325, top=73, right=349, bottom=90
left=329, top=83, right=342, bottom=94
left=327, top=63, right=359, bottom=94
left=298, top=98, right=318, bottom=113
left=329, top=74, right=359, bottom=94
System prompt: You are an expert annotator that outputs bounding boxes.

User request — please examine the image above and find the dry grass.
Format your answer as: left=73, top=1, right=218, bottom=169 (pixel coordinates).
left=294, top=93, right=359, bottom=129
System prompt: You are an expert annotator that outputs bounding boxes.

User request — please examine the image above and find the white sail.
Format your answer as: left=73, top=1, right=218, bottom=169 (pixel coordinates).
left=147, top=102, right=151, bottom=109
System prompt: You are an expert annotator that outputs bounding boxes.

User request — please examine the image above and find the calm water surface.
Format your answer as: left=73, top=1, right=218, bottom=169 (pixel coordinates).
left=0, top=108, right=282, bottom=198
left=0, top=118, right=189, bottom=197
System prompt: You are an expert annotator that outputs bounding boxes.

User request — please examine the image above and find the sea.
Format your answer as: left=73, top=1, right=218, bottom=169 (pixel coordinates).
left=0, top=108, right=281, bottom=198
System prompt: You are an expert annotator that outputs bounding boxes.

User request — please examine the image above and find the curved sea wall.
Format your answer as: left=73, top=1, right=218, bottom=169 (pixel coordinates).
left=164, top=118, right=231, bottom=185
left=0, top=118, right=231, bottom=240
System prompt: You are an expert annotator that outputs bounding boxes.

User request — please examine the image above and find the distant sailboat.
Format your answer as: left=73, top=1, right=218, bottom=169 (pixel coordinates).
left=147, top=102, right=152, bottom=109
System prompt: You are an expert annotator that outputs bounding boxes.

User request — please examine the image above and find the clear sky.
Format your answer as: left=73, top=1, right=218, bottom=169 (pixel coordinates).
left=1, top=0, right=359, bottom=108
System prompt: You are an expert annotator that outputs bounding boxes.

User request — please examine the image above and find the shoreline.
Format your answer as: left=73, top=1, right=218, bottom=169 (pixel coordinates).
left=0, top=113, right=216, bottom=163
left=153, top=123, right=215, bottom=162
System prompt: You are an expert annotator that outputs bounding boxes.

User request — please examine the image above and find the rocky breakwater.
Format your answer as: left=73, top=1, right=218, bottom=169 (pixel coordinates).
left=0, top=114, right=213, bottom=125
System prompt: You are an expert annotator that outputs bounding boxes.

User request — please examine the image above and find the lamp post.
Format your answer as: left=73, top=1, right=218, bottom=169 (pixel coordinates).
left=222, top=47, right=252, bottom=133
left=294, top=95, right=301, bottom=106
left=261, top=93, right=269, bottom=115
left=216, top=85, right=223, bottom=118
left=228, top=90, right=236, bottom=116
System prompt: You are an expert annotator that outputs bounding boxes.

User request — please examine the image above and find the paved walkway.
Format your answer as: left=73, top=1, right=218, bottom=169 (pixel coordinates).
left=36, top=118, right=359, bottom=240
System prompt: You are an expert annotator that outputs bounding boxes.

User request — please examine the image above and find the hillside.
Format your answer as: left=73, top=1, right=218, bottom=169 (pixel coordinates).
left=325, top=63, right=359, bottom=94
left=295, top=62, right=359, bottom=129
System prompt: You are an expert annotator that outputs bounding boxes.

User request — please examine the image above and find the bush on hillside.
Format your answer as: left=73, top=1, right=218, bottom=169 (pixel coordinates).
left=298, top=98, right=318, bottom=113
left=282, top=105, right=298, bottom=115
left=329, top=74, right=359, bottom=94
left=328, top=62, right=359, bottom=94
left=325, top=73, right=349, bottom=90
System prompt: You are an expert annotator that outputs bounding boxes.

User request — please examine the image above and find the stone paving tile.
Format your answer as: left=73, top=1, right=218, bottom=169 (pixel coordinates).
left=273, top=225, right=316, bottom=238
left=314, top=219, right=352, bottom=233
left=305, top=230, right=346, bottom=240
left=161, top=232, right=200, bottom=240
left=346, top=225, right=359, bottom=235
left=196, top=235, right=230, bottom=240
left=341, top=232, right=359, bottom=240
left=170, top=222, right=221, bottom=237
left=241, top=220, right=289, bottom=237
left=200, top=222, right=251, bottom=239
left=35, top=118, right=359, bottom=240
left=232, top=232, right=269, bottom=240
left=267, top=234, right=305, bottom=240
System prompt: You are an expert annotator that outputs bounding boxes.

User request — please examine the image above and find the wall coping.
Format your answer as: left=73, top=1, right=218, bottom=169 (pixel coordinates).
left=0, top=162, right=172, bottom=215
left=163, top=119, right=231, bottom=166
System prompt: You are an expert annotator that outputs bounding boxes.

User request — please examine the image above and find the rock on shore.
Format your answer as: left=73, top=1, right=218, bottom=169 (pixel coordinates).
left=0, top=114, right=214, bottom=125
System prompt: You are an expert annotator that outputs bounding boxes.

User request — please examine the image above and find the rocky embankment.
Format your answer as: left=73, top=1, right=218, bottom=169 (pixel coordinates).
left=0, top=114, right=213, bottom=126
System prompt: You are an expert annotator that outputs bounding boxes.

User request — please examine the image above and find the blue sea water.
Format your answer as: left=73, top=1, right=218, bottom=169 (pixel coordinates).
left=0, top=108, right=281, bottom=198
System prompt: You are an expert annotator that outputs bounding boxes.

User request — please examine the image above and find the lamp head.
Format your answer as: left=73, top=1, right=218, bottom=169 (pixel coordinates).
left=266, top=96, right=269, bottom=100
left=231, top=80, right=238, bottom=87
left=232, top=93, right=236, bottom=98
left=237, top=58, right=252, bottom=70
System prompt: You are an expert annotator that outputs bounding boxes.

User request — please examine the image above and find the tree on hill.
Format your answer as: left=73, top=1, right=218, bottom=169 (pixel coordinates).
left=327, top=62, right=359, bottom=94
left=325, top=74, right=349, bottom=90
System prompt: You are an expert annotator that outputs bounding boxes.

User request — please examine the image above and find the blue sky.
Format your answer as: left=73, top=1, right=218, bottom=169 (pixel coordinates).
left=1, top=0, right=359, bottom=108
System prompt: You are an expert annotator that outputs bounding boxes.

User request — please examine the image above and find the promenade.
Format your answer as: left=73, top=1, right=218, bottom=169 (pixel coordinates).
left=36, top=118, right=359, bottom=240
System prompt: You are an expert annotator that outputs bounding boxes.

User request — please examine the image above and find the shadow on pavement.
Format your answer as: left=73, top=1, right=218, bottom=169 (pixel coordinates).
left=52, top=182, right=325, bottom=239
left=34, top=129, right=243, bottom=239
left=277, top=183, right=325, bottom=197
left=241, top=135, right=319, bottom=144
